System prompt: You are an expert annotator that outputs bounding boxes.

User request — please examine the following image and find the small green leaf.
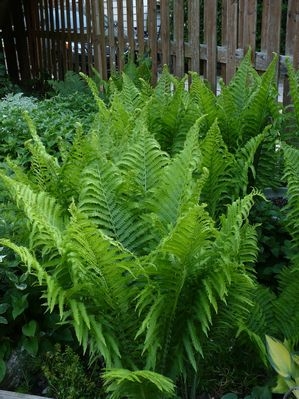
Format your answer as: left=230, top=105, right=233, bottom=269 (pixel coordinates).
left=266, top=335, right=293, bottom=378
left=22, top=320, right=37, bottom=337
left=0, top=359, right=6, bottom=383
left=11, top=294, right=28, bottom=319
left=0, top=316, right=8, bottom=324
left=22, top=336, right=38, bottom=356
left=15, top=282, right=27, bottom=290
left=0, top=303, right=9, bottom=314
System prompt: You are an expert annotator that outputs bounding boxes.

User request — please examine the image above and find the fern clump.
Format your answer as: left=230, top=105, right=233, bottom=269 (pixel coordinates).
left=0, top=59, right=284, bottom=397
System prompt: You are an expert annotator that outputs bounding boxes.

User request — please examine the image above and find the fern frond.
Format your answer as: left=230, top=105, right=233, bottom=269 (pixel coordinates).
left=254, top=126, right=282, bottom=189
left=117, top=72, right=143, bottom=113
left=146, top=69, right=189, bottom=154
left=199, top=119, right=235, bottom=216
left=282, top=144, right=299, bottom=251
left=234, top=131, right=266, bottom=196
left=102, top=368, right=175, bottom=399
left=0, top=238, right=45, bottom=283
left=214, top=191, right=260, bottom=286
left=80, top=72, right=110, bottom=119
left=189, top=72, right=218, bottom=128
left=59, top=123, right=93, bottom=202
left=274, top=266, right=299, bottom=343
left=78, top=158, right=152, bottom=253
left=238, top=285, right=277, bottom=338
left=216, top=51, right=261, bottom=150
left=223, top=48, right=260, bottom=112
left=0, top=173, right=66, bottom=253
left=148, top=117, right=202, bottom=235
left=157, top=204, right=216, bottom=262
left=286, top=59, right=299, bottom=130
left=117, top=123, right=169, bottom=200
left=240, top=54, right=279, bottom=142
left=23, top=112, right=60, bottom=193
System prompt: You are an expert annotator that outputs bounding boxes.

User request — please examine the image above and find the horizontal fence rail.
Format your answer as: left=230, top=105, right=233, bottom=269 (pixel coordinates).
left=1, top=0, right=299, bottom=102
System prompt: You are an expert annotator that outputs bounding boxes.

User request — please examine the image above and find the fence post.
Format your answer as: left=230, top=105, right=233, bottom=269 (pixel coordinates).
left=188, top=0, right=200, bottom=74
left=204, top=0, right=217, bottom=92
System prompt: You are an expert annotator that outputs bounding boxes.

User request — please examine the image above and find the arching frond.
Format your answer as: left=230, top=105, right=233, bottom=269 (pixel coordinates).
left=189, top=72, right=218, bottom=128
left=234, top=132, right=266, bottom=196
left=199, top=119, right=235, bottom=216
left=23, top=112, right=60, bottom=193
left=117, top=72, right=143, bottom=113
left=283, top=144, right=299, bottom=251
left=78, top=157, right=153, bottom=254
left=0, top=173, right=66, bottom=254
left=117, top=122, right=169, bottom=200
left=102, top=368, right=175, bottom=399
left=241, top=54, right=279, bottom=142
left=148, top=117, right=202, bottom=235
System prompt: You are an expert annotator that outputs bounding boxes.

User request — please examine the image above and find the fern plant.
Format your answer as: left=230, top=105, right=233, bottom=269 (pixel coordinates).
left=0, top=66, right=282, bottom=398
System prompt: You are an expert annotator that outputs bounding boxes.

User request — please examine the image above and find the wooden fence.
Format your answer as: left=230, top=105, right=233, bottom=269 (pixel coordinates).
left=1, top=0, right=299, bottom=102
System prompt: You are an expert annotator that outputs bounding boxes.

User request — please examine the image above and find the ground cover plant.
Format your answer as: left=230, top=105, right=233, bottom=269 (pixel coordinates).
left=0, top=51, right=299, bottom=398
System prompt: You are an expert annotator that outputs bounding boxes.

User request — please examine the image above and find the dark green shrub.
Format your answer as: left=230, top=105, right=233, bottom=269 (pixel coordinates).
left=42, top=344, right=101, bottom=399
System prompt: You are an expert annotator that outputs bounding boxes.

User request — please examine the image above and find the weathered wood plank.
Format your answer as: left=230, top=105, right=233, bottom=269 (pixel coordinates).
left=136, top=0, right=145, bottom=56
left=126, top=0, right=135, bottom=60
left=173, top=0, right=184, bottom=77
left=261, top=0, right=282, bottom=66
left=160, top=0, right=170, bottom=68
left=148, top=0, right=158, bottom=82
left=117, top=0, right=126, bottom=70
left=242, top=0, right=257, bottom=58
left=204, top=0, right=217, bottom=91
left=0, top=390, right=53, bottom=399
left=188, top=0, right=200, bottom=73
left=224, top=0, right=238, bottom=83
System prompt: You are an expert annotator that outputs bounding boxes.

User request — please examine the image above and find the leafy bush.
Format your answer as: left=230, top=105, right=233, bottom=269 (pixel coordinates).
left=42, top=344, right=101, bottom=399
left=0, top=91, right=97, bottom=166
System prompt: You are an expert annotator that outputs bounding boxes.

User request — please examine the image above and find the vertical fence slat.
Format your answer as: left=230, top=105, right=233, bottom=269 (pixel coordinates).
left=92, top=0, right=107, bottom=79
left=48, top=0, right=57, bottom=79
left=160, top=0, right=170, bottom=68
left=261, top=0, right=282, bottom=67
left=148, top=0, right=158, bottom=82
left=25, top=0, right=39, bottom=80
left=85, top=0, right=93, bottom=73
left=285, top=0, right=299, bottom=68
left=242, top=0, right=257, bottom=58
left=292, top=2, right=299, bottom=69
left=189, top=0, right=200, bottom=73
left=77, top=0, right=86, bottom=74
left=225, top=0, right=238, bottom=83
left=204, top=0, right=217, bottom=92
left=126, top=0, right=135, bottom=59
left=116, top=0, right=126, bottom=70
left=107, top=0, right=116, bottom=73
left=173, top=0, right=184, bottom=77
left=136, top=0, right=145, bottom=56
left=65, top=0, right=73, bottom=70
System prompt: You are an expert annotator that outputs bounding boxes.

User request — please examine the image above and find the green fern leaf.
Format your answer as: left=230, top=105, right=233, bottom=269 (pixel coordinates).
left=241, top=54, right=279, bottom=142
left=149, top=117, right=202, bottom=235
left=118, top=123, right=169, bottom=199
left=0, top=173, right=65, bottom=253
left=199, top=119, right=235, bottom=216
left=102, top=368, right=175, bottom=399
left=78, top=157, right=152, bottom=253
